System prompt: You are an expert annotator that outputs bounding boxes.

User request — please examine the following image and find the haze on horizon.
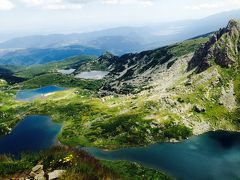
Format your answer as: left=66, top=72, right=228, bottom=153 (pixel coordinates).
left=1, top=0, right=240, bottom=40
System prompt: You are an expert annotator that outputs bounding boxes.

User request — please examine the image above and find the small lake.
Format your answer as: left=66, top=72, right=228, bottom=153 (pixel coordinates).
left=16, top=85, right=66, bottom=101
left=84, top=131, right=240, bottom=180
left=75, top=71, right=109, bottom=80
left=57, top=69, right=76, bottom=75
left=0, top=115, right=62, bottom=156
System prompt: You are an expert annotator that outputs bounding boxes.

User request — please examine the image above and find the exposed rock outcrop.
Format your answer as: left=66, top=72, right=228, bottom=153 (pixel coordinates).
left=188, top=19, right=240, bottom=73
left=48, top=170, right=66, bottom=180
left=193, top=105, right=206, bottom=113
left=219, top=80, right=237, bottom=110
left=30, top=165, right=45, bottom=180
left=18, top=165, right=66, bottom=180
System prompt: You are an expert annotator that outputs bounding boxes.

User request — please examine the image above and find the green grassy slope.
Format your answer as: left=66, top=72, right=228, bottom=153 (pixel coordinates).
left=0, top=147, right=173, bottom=180
left=1, top=22, right=240, bottom=179
left=19, top=73, right=104, bottom=91
left=15, top=55, right=97, bottom=79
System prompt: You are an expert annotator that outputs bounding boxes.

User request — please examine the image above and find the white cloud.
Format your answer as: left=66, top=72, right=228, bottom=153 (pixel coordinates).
left=184, top=0, right=240, bottom=11
left=185, top=3, right=219, bottom=10
left=231, top=0, right=240, bottom=7
left=102, top=0, right=154, bottom=7
left=21, top=0, right=83, bottom=10
left=19, top=0, right=155, bottom=10
left=14, top=0, right=240, bottom=12
left=46, top=2, right=83, bottom=10
left=140, top=0, right=154, bottom=7
left=45, top=0, right=83, bottom=10
left=21, top=0, right=42, bottom=6
left=0, top=0, right=14, bottom=10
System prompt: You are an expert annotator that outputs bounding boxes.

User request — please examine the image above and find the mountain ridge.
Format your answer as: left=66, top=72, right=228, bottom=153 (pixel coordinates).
left=188, top=19, right=240, bottom=72
left=1, top=9, right=240, bottom=56
left=0, top=45, right=104, bottom=66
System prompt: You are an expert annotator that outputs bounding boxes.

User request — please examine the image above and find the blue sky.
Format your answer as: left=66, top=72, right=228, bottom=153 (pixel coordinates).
left=0, top=0, right=240, bottom=38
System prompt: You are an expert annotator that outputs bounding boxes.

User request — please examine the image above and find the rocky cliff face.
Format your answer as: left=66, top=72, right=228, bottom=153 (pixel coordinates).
left=188, top=19, right=240, bottom=72
left=95, top=38, right=208, bottom=94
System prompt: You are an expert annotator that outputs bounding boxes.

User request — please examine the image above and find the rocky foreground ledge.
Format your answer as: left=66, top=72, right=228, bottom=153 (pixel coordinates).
left=18, top=164, right=65, bottom=180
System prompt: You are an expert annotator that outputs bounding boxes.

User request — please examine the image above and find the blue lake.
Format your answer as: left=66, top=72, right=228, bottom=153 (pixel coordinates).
left=84, top=131, right=240, bottom=180
left=16, top=85, right=66, bottom=101
left=0, top=115, right=62, bottom=156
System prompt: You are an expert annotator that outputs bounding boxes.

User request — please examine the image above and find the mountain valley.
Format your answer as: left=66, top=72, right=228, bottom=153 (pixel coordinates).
left=1, top=20, right=240, bottom=179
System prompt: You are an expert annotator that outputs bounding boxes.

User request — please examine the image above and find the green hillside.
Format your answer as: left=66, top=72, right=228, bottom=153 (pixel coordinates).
left=15, top=55, right=97, bottom=79
left=1, top=20, right=240, bottom=179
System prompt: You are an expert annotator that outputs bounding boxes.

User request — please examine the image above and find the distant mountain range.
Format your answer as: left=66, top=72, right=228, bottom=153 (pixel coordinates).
left=0, top=9, right=240, bottom=66
left=0, top=45, right=104, bottom=66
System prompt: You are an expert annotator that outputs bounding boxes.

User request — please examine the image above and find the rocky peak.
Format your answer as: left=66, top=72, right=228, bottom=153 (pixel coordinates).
left=227, top=19, right=240, bottom=30
left=188, top=19, right=240, bottom=73
left=97, top=51, right=119, bottom=66
left=99, top=51, right=115, bottom=60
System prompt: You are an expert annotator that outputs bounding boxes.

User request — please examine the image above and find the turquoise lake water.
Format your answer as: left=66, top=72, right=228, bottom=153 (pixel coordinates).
left=84, top=131, right=240, bottom=180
